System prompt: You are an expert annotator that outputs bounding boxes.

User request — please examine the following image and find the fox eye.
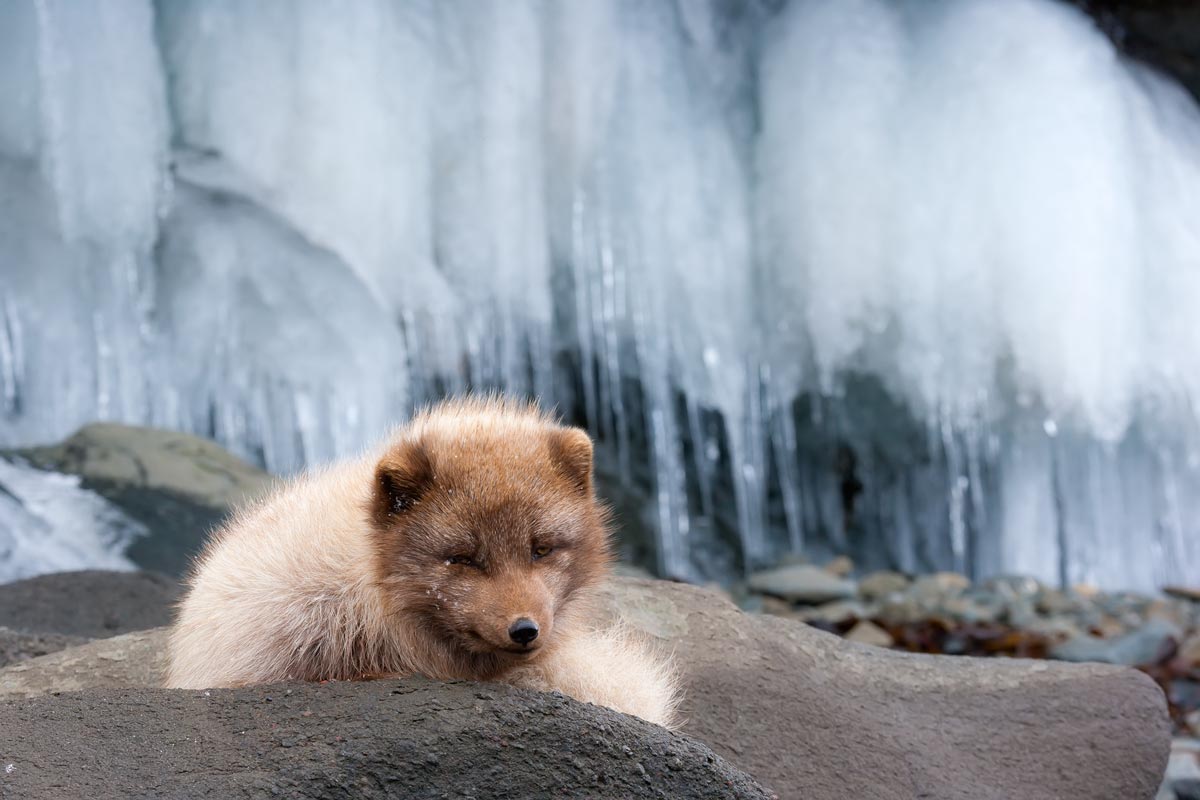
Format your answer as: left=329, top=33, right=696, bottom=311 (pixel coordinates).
left=532, top=545, right=553, bottom=560
left=445, top=554, right=477, bottom=568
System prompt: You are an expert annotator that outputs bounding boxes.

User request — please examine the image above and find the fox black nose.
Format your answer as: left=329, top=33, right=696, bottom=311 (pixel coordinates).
left=508, top=618, right=539, bottom=645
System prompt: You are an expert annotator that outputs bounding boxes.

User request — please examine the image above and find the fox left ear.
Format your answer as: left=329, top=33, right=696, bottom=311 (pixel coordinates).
left=548, top=427, right=594, bottom=496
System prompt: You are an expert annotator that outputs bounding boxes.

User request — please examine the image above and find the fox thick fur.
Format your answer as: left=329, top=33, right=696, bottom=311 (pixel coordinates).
left=165, top=397, right=678, bottom=728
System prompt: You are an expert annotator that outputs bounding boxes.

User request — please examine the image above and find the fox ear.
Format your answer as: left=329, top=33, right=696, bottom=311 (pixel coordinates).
left=371, top=440, right=434, bottom=529
left=548, top=427, right=594, bottom=496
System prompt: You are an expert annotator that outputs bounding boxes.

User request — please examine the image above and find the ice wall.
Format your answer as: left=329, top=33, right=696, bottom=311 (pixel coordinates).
left=1, top=0, right=1199, bottom=589
left=0, top=0, right=166, bottom=444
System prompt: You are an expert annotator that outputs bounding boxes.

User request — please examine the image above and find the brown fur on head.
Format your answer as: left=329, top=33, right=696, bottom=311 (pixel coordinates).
left=368, top=398, right=612, bottom=678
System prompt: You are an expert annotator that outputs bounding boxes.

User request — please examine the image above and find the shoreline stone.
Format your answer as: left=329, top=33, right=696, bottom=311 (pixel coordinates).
left=0, top=678, right=774, bottom=800
left=0, top=572, right=1175, bottom=799
left=748, top=563, right=857, bottom=604
left=8, top=423, right=271, bottom=576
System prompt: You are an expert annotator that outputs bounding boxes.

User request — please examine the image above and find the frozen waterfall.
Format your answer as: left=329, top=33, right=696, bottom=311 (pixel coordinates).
left=2, top=0, right=1199, bottom=590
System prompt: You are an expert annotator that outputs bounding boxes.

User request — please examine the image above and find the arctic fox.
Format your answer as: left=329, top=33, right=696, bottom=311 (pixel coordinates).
left=165, top=396, right=678, bottom=727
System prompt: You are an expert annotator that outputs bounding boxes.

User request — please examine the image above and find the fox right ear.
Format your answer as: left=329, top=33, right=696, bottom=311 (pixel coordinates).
left=548, top=426, right=594, bottom=496
left=370, top=441, right=434, bottom=529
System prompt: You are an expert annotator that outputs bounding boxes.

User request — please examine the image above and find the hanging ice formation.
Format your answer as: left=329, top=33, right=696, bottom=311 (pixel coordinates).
left=2, top=0, right=1199, bottom=590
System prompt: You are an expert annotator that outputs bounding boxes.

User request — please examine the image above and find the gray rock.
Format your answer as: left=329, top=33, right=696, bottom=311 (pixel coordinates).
left=858, top=570, right=910, bottom=600
left=13, top=423, right=271, bottom=511
left=1026, top=616, right=1088, bottom=641
left=1, top=575, right=1171, bottom=799
left=1050, top=619, right=1181, bottom=666
left=0, top=678, right=773, bottom=800
left=843, top=620, right=894, bottom=648
left=876, top=596, right=925, bottom=625
left=1003, top=598, right=1041, bottom=629
left=0, top=628, right=166, bottom=697
left=911, top=571, right=971, bottom=600
left=938, top=596, right=1001, bottom=624
left=748, top=564, right=856, bottom=604
left=603, top=577, right=1170, bottom=800
left=1036, top=587, right=1084, bottom=616
left=0, top=627, right=87, bottom=669
left=1176, top=779, right=1200, bottom=800
left=9, top=423, right=271, bottom=576
left=798, top=599, right=869, bottom=625
left=1180, top=634, right=1200, bottom=665
left=982, top=574, right=1043, bottom=599
left=1165, top=586, right=1200, bottom=604
left=822, top=555, right=854, bottom=577
left=0, top=569, right=179, bottom=637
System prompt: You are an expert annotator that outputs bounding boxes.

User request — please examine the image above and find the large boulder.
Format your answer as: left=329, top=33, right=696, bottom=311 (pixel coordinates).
left=10, top=423, right=272, bottom=575
left=0, top=628, right=87, bottom=669
left=0, top=628, right=166, bottom=696
left=0, top=574, right=1172, bottom=799
left=599, top=578, right=1170, bottom=800
left=0, top=569, right=179, bottom=638
left=0, top=678, right=774, bottom=800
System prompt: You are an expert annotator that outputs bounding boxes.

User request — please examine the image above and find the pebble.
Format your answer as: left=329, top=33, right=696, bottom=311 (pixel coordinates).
left=1050, top=619, right=1181, bottom=666
left=760, top=596, right=794, bottom=617
left=1166, top=587, right=1200, bottom=603
left=876, top=598, right=924, bottom=626
left=1035, top=588, right=1080, bottom=616
left=1025, top=616, right=1086, bottom=640
left=1180, top=635, right=1200, bottom=666
left=1003, top=598, right=1040, bottom=629
left=798, top=600, right=869, bottom=625
left=747, top=564, right=856, bottom=605
left=938, top=597, right=999, bottom=624
left=740, top=556, right=1199, bottom=737
left=844, top=620, right=894, bottom=648
left=858, top=571, right=910, bottom=600
left=910, top=572, right=970, bottom=600
left=983, top=575, right=1043, bottom=598
left=1175, top=779, right=1200, bottom=800
left=1092, top=616, right=1129, bottom=639
left=1158, top=739, right=1200, bottom=800
left=822, top=556, right=854, bottom=578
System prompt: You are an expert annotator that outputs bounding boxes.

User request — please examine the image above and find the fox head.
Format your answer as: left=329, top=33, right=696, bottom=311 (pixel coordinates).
left=368, top=401, right=612, bottom=673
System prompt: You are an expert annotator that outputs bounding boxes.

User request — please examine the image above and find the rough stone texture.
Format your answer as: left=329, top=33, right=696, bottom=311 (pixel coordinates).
left=0, top=678, right=773, bottom=800
left=0, top=629, right=165, bottom=697
left=10, top=423, right=272, bottom=575
left=0, top=627, right=87, bottom=669
left=601, top=578, right=1172, bottom=800
left=0, top=575, right=1172, bottom=799
left=0, top=570, right=179, bottom=638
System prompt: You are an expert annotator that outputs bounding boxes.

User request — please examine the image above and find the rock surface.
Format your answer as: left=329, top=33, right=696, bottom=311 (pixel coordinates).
left=0, top=569, right=178, bottom=638
left=10, top=423, right=271, bottom=575
left=0, top=573, right=1172, bottom=799
left=0, top=627, right=87, bottom=669
left=0, top=628, right=166, bottom=697
left=0, top=678, right=773, bottom=800
left=602, top=578, right=1171, bottom=800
